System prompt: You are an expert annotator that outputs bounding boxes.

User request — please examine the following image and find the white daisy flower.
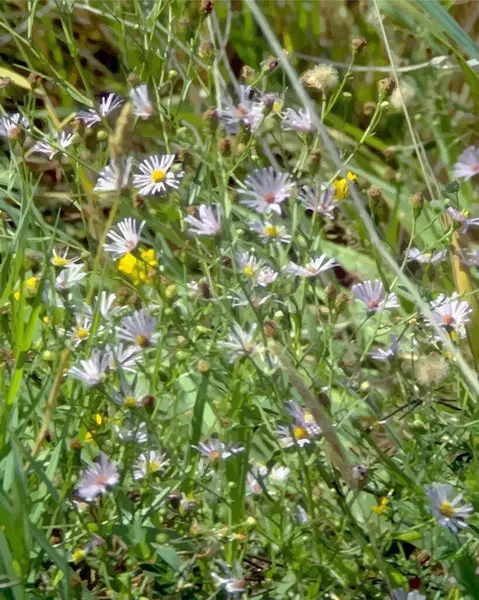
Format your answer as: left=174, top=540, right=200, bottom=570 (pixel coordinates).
left=133, top=451, right=170, bottom=480
left=76, top=453, right=119, bottom=502
left=70, top=314, right=93, bottom=346
left=426, top=482, right=473, bottom=534
left=446, top=207, right=479, bottom=233
left=407, top=247, right=447, bottom=264
left=0, top=112, right=28, bottom=139
left=116, top=421, right=149, bottom=444
left=256, top=266, right=278, bottom=287
left=276, top=400, right=322, bottom=448
left=131, top=84, right=153, bottom=119
left=300, top=186, right=336, bottom=219
left=85, top=292, right=122, bottom=320
left=193, top=438, right=244, bottom=461
left=93, top=157, right=133, bottom=193
left=55, top=265, right=86, bottom=291
left=235, top=251, right=261, bottom=279
left=351, top=279, right=399, bottom=312
left=282, top=107, right=315, bottom=132
left=184, top=205, right=221, bottom=236
left=217, top=85, right=264, bottom=134
left=69, top=349, right=110, bottom=386
left=369, top=335, right=400, bottom=361
left=429, top=293, right=472, bottom=338
left=239, top=167, right=295, bottom=215
left=269, top=465, right=291, bottom=484
left=454, top=146, right=479, bottom=181
left=284, top=255, right=337, bottom=277
left=248, top=220, right=291, bottom=244
left=107, top=343, right=143, bottom=372
left=103, top=218, right=145, bottom=259
left=117, top=309, right=159, bottom=348
left=51, top=248, right=81, bottom=268
left=77, top=93, right=123, bottom=128
left=218, top=323, right=257, bottom=362
left=112, top=380, right=144, bottom=409
left=31, top=131, right=74, bottom=160
left=133, top=154, right=184, bottom=196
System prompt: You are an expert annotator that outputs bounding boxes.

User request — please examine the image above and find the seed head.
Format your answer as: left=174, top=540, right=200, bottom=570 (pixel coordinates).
left=378, top=77, right=396, bottom=97
left=351, top=37, right=367, bottom=54
left=300, top=63, right=339, bottom=93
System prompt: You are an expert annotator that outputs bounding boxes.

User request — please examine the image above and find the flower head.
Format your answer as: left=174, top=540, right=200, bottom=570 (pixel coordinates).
left=104, top=218, right=145, bottom=259
left=133, top=154, right=184, bottom=195
left=407, top=247, right=447, bottom=265
left=430, top=293, right=472, bottom=338
left=276, top=400, right=322, bottom=448
left=351, top=279, right=399, bottom=312
left=51, top=249, right=81, bottom=268
left=256, top=266, right=278, bottom=287
left=55, top=265, right=86, bottom=291
left=77, top=93, right=123, bottom=127
left=69, top=349, right=110, bottom=386
left=70, top=314, right=93, bottom=346
left=0, top=113, right=27, bottom=139
left=333, top=171, right=357, bottom=200
left=217, top=85, right=264, bottom=134
left=454, top=146, right=479, bottom=181
left=446, top=207, right=479, bottom=233
left=239, top=167, right=294, bottom=215
left=211, top=563, right=246, bottom=595
left=282, top=107, right=315, bottom=132
left=193, top=438, right=244, bottom=461
left=112, top=380, right=145, bottom=409
left=300, top=63, right=339, bottom=92
left=107, top=343, right=143, bottom=372
left=76, top=453, right=119, bottom=502
left=426, top=482, right=473, bottom=534
left=235, top=251, right=261, bottom=279
left=133, top=451, right=170, bottom=480
left=301, top=186, right=336, bottom=219
left=284, top=254, right=337, bottom=277
left=185, top=205, right=221, bottom=236
left=84, top=292, right=121, bottom=321
left=249, top=220, right=291, bottom=244
left=369, top=335, right=400, bottom=361
left=117, top=248, right=157, bottom=286
left=218, top=324, right=257, bottom=362
left=116, top=421, right=149, bottom=444
left=131, top=84, right=153, bottom=119
left=392, top=591, right=426, bottom=600
left=31, top=131, right=74, bottom=160
left=117, top=309, right=159, bottom=348
left=94, top=157, right=133, bottom=193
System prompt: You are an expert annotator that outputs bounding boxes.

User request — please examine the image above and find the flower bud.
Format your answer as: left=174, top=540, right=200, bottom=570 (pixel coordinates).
left=378, top=77, right=396, bottom=97
left=410, top=191, right=423, bottom=218
left=197, top=359, right=210, bottom=373
left=240, top=65, right=255, bottom=84
left=351, top=37, right=367, bottom=55
left=198, top=41, right=214, bottom=59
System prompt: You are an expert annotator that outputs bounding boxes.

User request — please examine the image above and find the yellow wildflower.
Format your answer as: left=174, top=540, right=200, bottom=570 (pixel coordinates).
left=371, top=496, right=389, bottom=515
left=117, top=248, right=157, bottom=286
left=72, top=548, right=85, bottom=563
left=333, top=171, right=357, bottom=200
left=13, top=276, right=40, bottom=300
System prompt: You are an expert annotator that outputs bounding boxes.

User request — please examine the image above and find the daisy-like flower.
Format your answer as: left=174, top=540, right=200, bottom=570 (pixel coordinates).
left=133, top=154, right=184, bottom=196
left=117, top=309, right=159, bottom=348
left=217, top=85, right=264, bottom=134
left=392, top=590, right=426, bottom=600
left=284, top=254, right=337, bottom=277
left=107, top=343, right=143, bottom=372
left=112, top=380, right=145, bottom=409
left=446, top=207, right=479, bottom=233
left=300, top=186, right=336, bottom=219
left=76, top=453, right=119, bottom=502
left=85, top=292, right=122, bottom=321
left=131, top=84, right=153, bottom=119
left=282, top=107, right=315, bottom=132
left=454, top=146, right=479, bottom=181
left=235, top=251, right=261, bottom=279
left=70, top=314, right=93, bottom=346
left=429, top=293, right=472, bottom=339
left=55, top=265, right=86, bottom=291
left=193, top=438, right=244, bottom=461
left=116, top=420, right=148, bottom=444
left=256, top=266, right=278, bottom=287
left=93, top=157, right=133, bottom=193
left=276, top=400, right=322, bottom=448
left=51, top=248, right=81, bottom=268
left=426, top=482, right=473, bottom=534
left=184, top=204, right=221, bottom=236
left=218, top=323, right=257, bottom=363
left=133, top=450, right=170, bottom=480
left=31, top=131, right=74, bottom=160
left=249, top=220, right=291, bottom=244
left=69, top=349, right=110, bottom=386
left=239, top=167, right=295, bottom=215
left=369, top=335, right=400, bottom=361
left=407, top=247, right=447, bottom=264
left=351, top=280, right=399, bottom=313
left=212, top=564, right=246, bottom=596
left=103, top=218, right=145, bottom=259
left=76, top=93, right=123, bottom=128
left=0, top=112, right=27, bottom=139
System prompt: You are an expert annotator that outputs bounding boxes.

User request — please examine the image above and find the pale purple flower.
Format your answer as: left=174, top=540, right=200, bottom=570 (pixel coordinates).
left=239, top=167, right=294, bottom=215
left=112, top=380, right=144, bottom=408
left=185, top=205, right=221, bottom=236
left=430, top=293, right=472, bottom=338
left=454, top=146, right=479, bottom=181
left=69, top=314, right=93, bottom=346
left=256, top=266, right=278, bottom=287
left=446, top=207, right=479, bottom=233
left=462, top=250, right=479, bottom=267
left=107, top=343, right=143, bottom=372
left=103, top=218, right=145, bottom=259
left=94, top=157, right=133, bottom=193
left=276, top=400, right=322, bottom=448
left=116, top=420, right=148, bottom=444
left=76, top=454, right=119, bottom=501
left=117, top=309, right=159, bottom=348
left=369, top=335, right=399, bottom=361
left=235, top=251, right=261, bottom=279
left=131, top=84, right=153, bottom=119
left=426, top=482, right=473, bottom=534
left=86, top=292, right=122, bottom=321
left=218, top=323, right=257, bottom=362
left=0, top=112, right=27, bottom=138
left=133, top=154, right=184, bottom=195
left=193, top=438, right=244, bottom=461
left=68, top=349, right=110, bottom=386
left=133, top=451, right=169, bottom=480
left=284, top=255, right=337, bottom=277
left=300, top=186, right=336, bottom=219
left=31, top=131, right=74, bottom=159
left=351, top=280, right=399, bottom=312
left=217, top=85, right=264, bottom=134
left=282, top=107, right=314, bottom=132
left=248, top=220, right=291, bottom=244
left=77, top=93, right=123, bottom=127
left=407, top=247, right=447, bottom=264
left=55, top=265, right=86, bottom=290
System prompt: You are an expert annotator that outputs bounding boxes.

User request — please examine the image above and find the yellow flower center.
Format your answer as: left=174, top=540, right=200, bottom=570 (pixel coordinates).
left=208, top=451, right=221, bottom=461
left=75, top=328, right=89, bottom=340
left=85, top=431, right=94, bottom=444
left=272, top=100, right=282, bottom=113
left=294, top=426, right=308, bottom=440
left=371, top=497, right=389, bottom=515
left=243, top=265, right=255, bottom=277
left=148, top=461, right=160, bottom=473
left=52, top=255, right=68, bottom=267
left=151, top=169, right=166, bottom=183
left=136, top=334, right=150, bottom=347
left=72, top=548, right=86, bottom=563
left=264, top=224, right=279, bottom=237
left=25, top=276, right=39, bottom=292
left=94, top=414, right=103, bottom=425
left=439, top=500, right=456, bottom=517
left=124, top=395, right=137, bottom=408
left=244, top=343, right=255, bottom=354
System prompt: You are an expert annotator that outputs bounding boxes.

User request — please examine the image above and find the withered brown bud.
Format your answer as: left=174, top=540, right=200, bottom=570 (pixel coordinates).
left=178, top=17, right=193, bottom=30
left=198, top=41, right=214, bottom=59
left=28, top=72, right=43, bottom=88
left=240, top=65, right=255, bottom=84
left=363, top=101, right=376, bottom=117
left=368, top=186, right=382, bottom=201
left=200, top=0, right=214, bottom=14
left=127, top=72, right=140, bottom=86
left=262, top=55, right=279, bottom=72
left=0, top=76, right=12, bottom=89
left=168, top=491, right=182, bottom=509
left=378, top=77, right=396, bottom=96
left=202, top=107, right=217, bottom=121
left=335, top=292, right=349, bottom=312
left=325, top=283, right=337, bottom=303
left=351, top=37, right=367, bottom=54
left=50, top=528, right=62, bottom=545
left=385, top=167, right=396, bottom=181
left=410, top=191, right=424, bottom=218
left=218, top=137, right=232, bottom=156
left=235, top=142, right=247, bottom=156
left=132, top=194, right=145, bottom=209
left=70, top=438, right=81, bottom=450
left=142, top=394, right=155, bottom=412
left=263, top=320, right=278, bottom=339
left=308, top=150, right=322, bottom=169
